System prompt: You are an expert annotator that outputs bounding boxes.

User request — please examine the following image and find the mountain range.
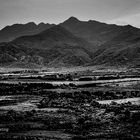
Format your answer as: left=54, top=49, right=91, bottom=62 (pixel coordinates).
left=0, top=17, right=140, bottom=68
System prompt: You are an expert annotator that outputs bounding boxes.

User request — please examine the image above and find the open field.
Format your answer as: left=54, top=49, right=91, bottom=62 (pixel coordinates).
left=0, top=69, right=140, bottom=139
left=1, top=77, right=140, bottom=84
left=0, top=95, right=140, bottom=111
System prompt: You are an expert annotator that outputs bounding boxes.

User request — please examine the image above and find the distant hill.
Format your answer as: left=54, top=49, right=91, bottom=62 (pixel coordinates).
left=0, top=22, right=54, bottom=43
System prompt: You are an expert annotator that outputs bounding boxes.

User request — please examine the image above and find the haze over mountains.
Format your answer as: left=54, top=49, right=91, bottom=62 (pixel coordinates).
left=0, top=22, right=54, bottom=43
left=0, top=17, right=140, bottom=68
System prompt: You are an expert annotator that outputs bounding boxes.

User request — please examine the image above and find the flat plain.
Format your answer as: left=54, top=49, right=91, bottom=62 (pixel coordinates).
left=0, top=67, right=139, bottom=139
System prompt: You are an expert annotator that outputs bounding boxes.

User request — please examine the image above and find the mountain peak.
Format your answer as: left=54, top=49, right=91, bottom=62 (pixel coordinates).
left=38, top=22, right=47, bottom=28
left=25, top=22, right=36, bottom=26
left=124, top=24, right=138, bottom=29
left=68, top=16, right=79, bottom=21
left=63, top=16, right=80, bottom=24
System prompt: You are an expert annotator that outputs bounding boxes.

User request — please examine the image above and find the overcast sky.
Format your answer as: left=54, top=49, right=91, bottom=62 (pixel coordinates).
left=1, top=0, right=140, bottom=29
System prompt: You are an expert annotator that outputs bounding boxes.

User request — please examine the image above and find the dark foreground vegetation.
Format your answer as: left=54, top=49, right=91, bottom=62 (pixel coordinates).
left=0, top=82, right=139, bottom=139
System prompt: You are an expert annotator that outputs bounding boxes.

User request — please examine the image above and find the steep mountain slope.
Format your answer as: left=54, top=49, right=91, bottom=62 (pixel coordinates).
left=61, top=17, right=124, bottom=46
left=0, top=25, right=94, bottom=67
left=13, top=25, right=93, bottom=51
left=90, top=25, right=140, bottom=66
left=0, top=16, right=135, bottom=47
left=61, top=18, right=140, bottom=66
left=0, top=22, right=54, bottom=43
left=1, top=17, right=140, bottom=68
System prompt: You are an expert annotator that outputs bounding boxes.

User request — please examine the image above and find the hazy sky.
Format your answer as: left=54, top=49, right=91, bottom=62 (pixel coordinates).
left=1, top=0, right=140, bottom=29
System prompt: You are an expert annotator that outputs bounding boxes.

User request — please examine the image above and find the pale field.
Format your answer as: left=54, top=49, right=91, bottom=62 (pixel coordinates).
left=0, top=65, right=129, bottom=73
left=6, top=130, right=72, bottom=139
left=0, top=95, right=139, bottom=112
left=98, top=97, right=140, bottom=105
left=1, top=78, right=140, bottom=87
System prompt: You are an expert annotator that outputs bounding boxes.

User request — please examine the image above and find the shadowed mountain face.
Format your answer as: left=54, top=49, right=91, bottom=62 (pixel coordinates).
left=61, top=17, right=140, bottom=66
left=90, top=26, right=140, bottom=66
left=0, top=25, right=94, bottom=67
left=0, top=22, right=54, bottom=43
left=1, top=17, right=140, bottom=68
left=61, top=17, right=123, bottom=46
left=13, top=25, right=93, bottom=51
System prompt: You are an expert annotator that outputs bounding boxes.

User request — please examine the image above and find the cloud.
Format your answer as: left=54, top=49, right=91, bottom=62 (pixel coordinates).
left=108, top=13, right=140, bottom=28
left=1, top=0, right=140, bottom=29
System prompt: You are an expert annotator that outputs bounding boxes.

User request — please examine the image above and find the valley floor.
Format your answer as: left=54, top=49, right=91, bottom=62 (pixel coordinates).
left=0, top=68, right=140, bottom=139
